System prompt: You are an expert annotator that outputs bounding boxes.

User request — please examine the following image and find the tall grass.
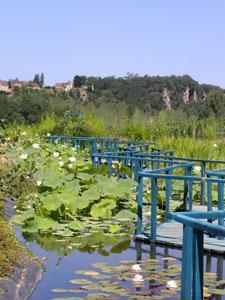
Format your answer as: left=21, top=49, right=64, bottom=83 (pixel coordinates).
left=1, top=113, right=225, bottom=160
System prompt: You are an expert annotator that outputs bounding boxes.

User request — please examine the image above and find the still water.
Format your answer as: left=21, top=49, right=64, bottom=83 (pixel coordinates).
left=14, top=228, right=225, bottom=300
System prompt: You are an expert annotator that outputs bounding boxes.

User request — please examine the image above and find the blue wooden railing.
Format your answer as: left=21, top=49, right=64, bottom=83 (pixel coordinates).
left=44, top=135, right=225, bottom=299
left=44, top=135, right=154, bottom=153
left=136, top=171, right=225, bottom=241
left=169, top=210, right=225, bottom=300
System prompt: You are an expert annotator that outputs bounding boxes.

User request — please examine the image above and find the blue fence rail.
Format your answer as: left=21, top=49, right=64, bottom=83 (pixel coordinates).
left=136, top=171, right=225, bottom=241
left=135, top=152, right=225, bottom=205
left=169, top=210, right=225, bottom=300
left=44, top=135, right=225, bottom=299
left=44, top=135, right=154, bottom=153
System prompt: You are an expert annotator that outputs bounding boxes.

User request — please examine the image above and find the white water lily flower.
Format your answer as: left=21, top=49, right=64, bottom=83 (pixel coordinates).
left=213, top=143, right=218, bottom=148
left=59, top=161, right=64, bottom=167
left=69, top=157, right=76, bottom=162
left=21, top=131, right=27, bottom=136
left=68, top=164, right=73, bottom=169
left=166, top=280, right=178, bottom=289
left=36, top=180, right=42, bottom=186
left=53, top=152, right=60, bottom=158
left=132, top=264, right=142, bottom=272
left=193, top=166, right=201, bottom=174
left=132, top=274, right=144, bottom=282
left=32, top=143, right=40, bottom=149
left=19, top=153, right=28, bottom=160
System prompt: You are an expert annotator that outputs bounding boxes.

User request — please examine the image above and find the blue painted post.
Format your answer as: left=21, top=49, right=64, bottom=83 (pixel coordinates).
left=218, top=181, right=224, bottom=237
left=91, top=140, right=96, bottom=155
left=151, top=177, right=158, bottom=241
left=107, top=157, right=112, bottom=177
left=188, top=166, right=193, bottom=211
left=206, top=179, right=213, bottom=223
left=200, top=161, right=206, bottom=205
left=181, top=225, right=193, bottom=300
left=165, top=169, right=172, bottom=222
left=183, top=167, right=189, bottom=211
left=137, top=176, right=143, bottom=235
left=192, top=229, right=204, bottom=300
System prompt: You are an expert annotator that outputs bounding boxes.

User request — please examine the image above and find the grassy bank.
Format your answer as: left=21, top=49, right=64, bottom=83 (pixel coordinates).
left=0, top=144, right=36, bottom=279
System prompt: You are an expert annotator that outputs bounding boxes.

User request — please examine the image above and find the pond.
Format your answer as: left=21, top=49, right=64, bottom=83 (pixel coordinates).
left=15, top=228, right=225, bottom=300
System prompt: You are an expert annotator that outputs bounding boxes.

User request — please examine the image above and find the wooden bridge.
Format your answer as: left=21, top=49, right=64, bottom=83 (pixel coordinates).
left=45, top=135, right=225, bottom=299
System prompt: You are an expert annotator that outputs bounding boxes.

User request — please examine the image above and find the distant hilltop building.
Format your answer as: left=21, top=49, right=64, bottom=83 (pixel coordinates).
left=0, top=78, right=42, bottom=94
left=0, top=80, right=11, bottom=94
left=12, top=79, right=27, bottom=88
left=54, top=81, right=73, bottom=92
left=162, top=88, right=172, bottom=110
left=29, top=82, right=41, bottom=90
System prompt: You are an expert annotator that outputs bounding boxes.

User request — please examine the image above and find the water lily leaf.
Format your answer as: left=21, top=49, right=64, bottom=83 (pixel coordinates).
left=70, top=279, right=92, bottom=284
left=40, top=194, right=62, bottom=211
left=52, top=298, right=83, bottom=300
left=64, top=173, right=75, bottom=181
left=11, top=208, right=34, bottom=225
left=37, top=218, right=58, bottom=231
left=86, top=293, right=111, bottom=299
left=75, top=270, right=100, bottom=276
left=90, top=199, right=116, bottom=218
left=77, top=173, right=93, bottom=181
left=109, top=224, right=121, bottom=233
left=68, top=220, right=84, bottom=231
left=42, top=170, right=66, bottom=189
left=114, top=209, right=136, bottom=220
left=208, top=288, right=225, bottom=295
left=81, top=188, right=100, bottom=202
left=51, top=289, right=80, bottom=293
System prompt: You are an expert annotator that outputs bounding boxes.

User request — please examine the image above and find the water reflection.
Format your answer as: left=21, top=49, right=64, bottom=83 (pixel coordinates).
left=14, top=226, right=225, bottom=300
left=134, top=241, right=225, bottom=300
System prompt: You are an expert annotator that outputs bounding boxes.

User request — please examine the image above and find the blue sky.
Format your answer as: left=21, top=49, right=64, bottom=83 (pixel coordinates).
left=0, top=1, right=225, bottom=87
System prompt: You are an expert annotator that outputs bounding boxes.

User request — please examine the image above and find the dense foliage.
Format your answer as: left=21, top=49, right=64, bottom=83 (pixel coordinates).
left=1, top=138, right=137, bottom=241
left=1, top=75, right=225, bottom=135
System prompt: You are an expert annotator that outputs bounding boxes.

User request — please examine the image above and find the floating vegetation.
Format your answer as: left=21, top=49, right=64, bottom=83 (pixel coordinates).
left=52, top=257, right=181, bottom=299
left=6, top=141, right=137, bottom=242
left=50, top=256, right=225, bottom=299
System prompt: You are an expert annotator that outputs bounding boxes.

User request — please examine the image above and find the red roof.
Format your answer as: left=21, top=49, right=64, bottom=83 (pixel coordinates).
left=30, top=83, right=40, bottom=87
left=55, top=83, right=64, bottom=88
left=0, top=80, right=8, bottom=86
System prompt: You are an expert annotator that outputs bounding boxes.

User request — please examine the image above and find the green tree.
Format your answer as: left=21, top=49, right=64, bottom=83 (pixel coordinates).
left=205, top=90, right=225, bottom=117
left=33, top=74, right=40, bottom=85
left=40, top=73, right=45, bottom=87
